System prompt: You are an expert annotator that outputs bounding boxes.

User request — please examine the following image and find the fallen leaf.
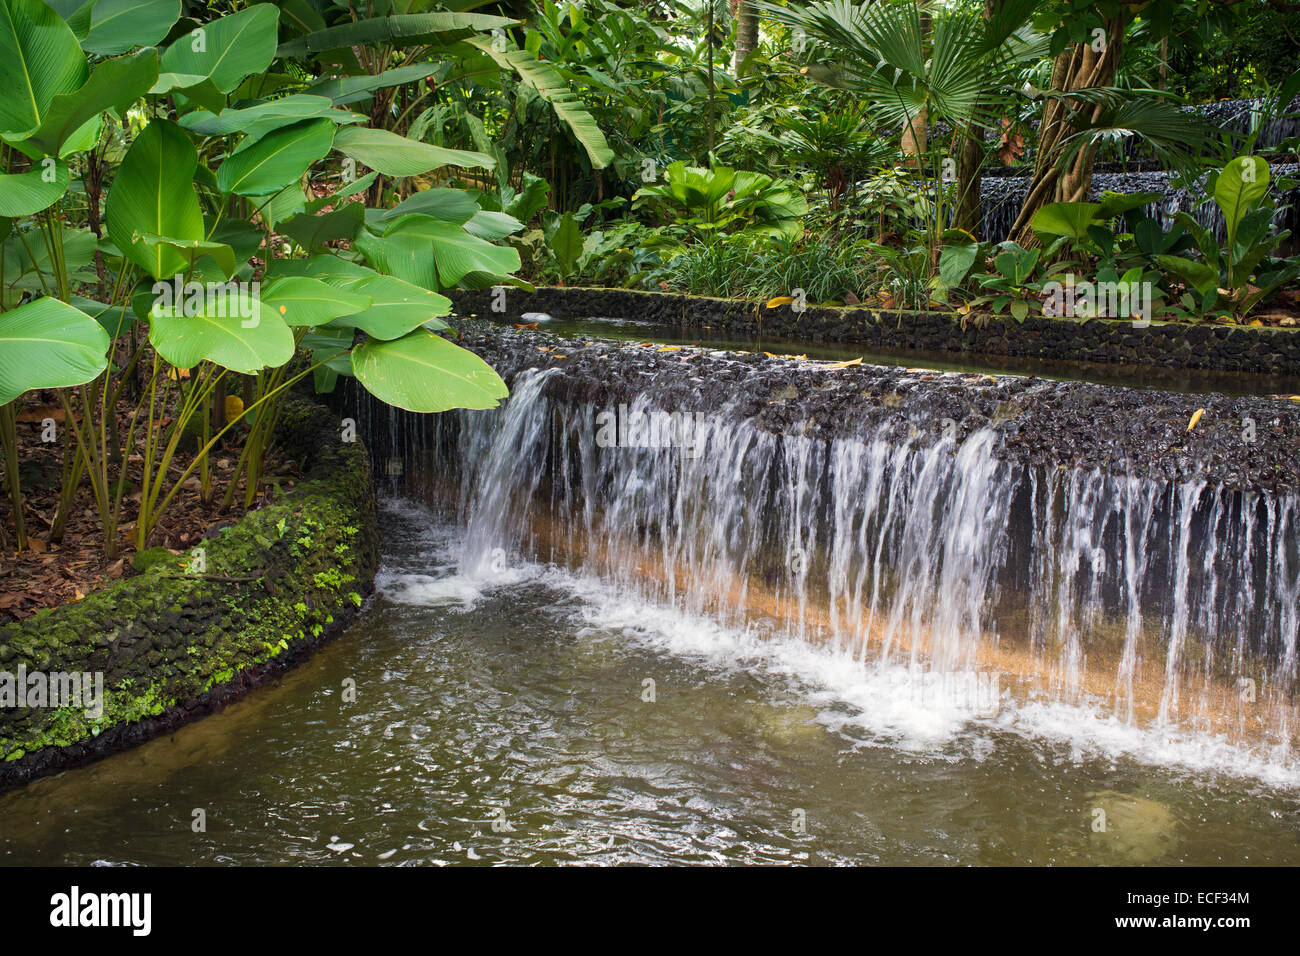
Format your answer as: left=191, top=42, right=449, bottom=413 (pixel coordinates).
left=1187, top=408, right=1205, bottom=432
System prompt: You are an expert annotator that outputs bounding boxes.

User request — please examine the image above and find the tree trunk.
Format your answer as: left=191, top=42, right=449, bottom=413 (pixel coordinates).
left=733, top=2, right=760, bottom=76
left=901, top=106, right=928, bottom=163
left=1009, top=16, right=1124, bottom=247
left=953, top=0, right=1003, bottom=235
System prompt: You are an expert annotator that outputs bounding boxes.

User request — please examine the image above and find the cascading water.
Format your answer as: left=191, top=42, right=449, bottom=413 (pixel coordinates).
left=353, top=329, right=1300, bottom=783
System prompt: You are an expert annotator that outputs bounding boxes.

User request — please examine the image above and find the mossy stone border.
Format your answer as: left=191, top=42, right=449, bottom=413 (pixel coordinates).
left=0, top=397, right=378, bottom=792
left=448, top=286, right=1300, bottom=375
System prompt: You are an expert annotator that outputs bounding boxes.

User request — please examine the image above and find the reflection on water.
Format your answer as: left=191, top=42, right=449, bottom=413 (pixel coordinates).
left=0, top=502, right=1297, bottom=866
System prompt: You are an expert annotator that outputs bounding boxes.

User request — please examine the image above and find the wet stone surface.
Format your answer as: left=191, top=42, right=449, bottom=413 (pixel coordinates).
left=456, top=322, right=1300, bottom=494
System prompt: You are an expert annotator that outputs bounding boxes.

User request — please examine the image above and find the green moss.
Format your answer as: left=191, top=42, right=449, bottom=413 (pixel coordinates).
left=0, top=396, right=379, bottom=771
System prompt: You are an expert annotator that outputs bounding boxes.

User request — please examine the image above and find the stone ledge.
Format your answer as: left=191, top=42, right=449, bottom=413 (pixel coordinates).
left=447, top=286, right=1300, bottom=375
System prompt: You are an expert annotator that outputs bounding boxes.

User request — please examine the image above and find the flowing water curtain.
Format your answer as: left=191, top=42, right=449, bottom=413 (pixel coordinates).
left=365, top=357, right=1300, bottom=745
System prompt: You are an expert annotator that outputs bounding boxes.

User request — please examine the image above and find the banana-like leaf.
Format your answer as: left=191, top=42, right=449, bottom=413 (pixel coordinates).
left=22, top=48, right=158, bottom=158
left=82, top=0, right=180, bottom=55
left=355, top=214, right=520, bottom=290
left=0, top=296, right=109, bottom=405
left=259, top=276, right=371, bottom=328
left=466, top=35, right=613, bottom=169
left=333, top=125, right=494, bottom=176
left=67, top=294, right=137, bottom=338
left=382, top=188, right=480, bottom=224
left=351, top=329, right=508, bottom=413
left=147, top=290, right=294, bottom=373
left=277, top=11, right=516, bottom=57
left=0, top=160, right=70, bottom=216
left=133, top=233, right=236, bottom=279
left=279, top=203, right=366, bottom=251
left=181, top=94, right=361, bottom=142
left=159, top=3, right=279, bottom=94
left=1031, top=202, right=1102, bottom=241
left=305, top=62, right=436, bottom=106
left=216, top=118, right=336, bottom=197
left=464, top=209, right=524, bottom=241
left=0, top=0, right=88, bottom=141
left=330, top=275, right=451, bottom=339
left=105, top=119, right=204, bottom=279
left=1214, top=156, right=1270, bottom=251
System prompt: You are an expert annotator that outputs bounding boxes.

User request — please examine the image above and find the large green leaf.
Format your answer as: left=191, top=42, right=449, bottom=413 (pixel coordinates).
left=0, top=0, right=88, bottom=141
left=82, top=0, right=180, bottom=55
left=0, top=159, right=69, bottom=216
left=305, top=62, right=436, bottom=106
left=180, top=94, right=360, bottom=142
left=331, top=275, right=451, bottom=339
left=147, top=291, right=294, bottom=373
left=67, top=294, right=137, bottom=338
left=464, top=209, right=524, bottom=241
left=0, top=296, right=109, bottom=405
left=1214, top=156, right=1271, bottom=251
left=158, top=3, right=279, bottom=94
left=355, top=214, right=520, bottom=290
left=277, top=11, right=516, bottom=57
left=1156, top=254, right=1220, bottom=298
left=466, top=35, right=613, bottom=170
left=381, top=188, right=480, bottom=224
left=22, top=48, right=158, bottom=157
left=332, top=125, right=494, bottom=177
left=259, top=276, right=370, bottom=328
left=105, top=119, right=204, bottom=279
left=216, top=118, right=336, bottom=197
left=267, top=253, right=377, bottom=288
left=279, top=203, right=365, bottom=251
left=134, top=233, right=236, bottom=280
left=1031, top=202, right=1102, bottom=241
left=351, top=329, right=507, bottom=412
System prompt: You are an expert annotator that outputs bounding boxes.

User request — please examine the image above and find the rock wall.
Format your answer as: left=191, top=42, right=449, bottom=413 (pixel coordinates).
left=0, top=398, right=378, bottom=791
left=448, top=287, right=1300, bottom=375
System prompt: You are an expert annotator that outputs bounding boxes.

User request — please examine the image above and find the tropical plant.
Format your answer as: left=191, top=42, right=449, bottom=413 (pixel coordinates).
left=632, top=161, right=808, bottom=243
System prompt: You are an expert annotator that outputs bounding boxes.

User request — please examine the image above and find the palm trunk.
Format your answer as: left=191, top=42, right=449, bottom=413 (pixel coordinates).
left=1009, top=16, right=1124, bottom=246
left=733, top=2, right=759, bottom=76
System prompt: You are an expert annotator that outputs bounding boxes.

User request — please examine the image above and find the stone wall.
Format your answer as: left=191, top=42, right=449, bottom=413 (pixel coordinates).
left=447, top=287, right=1300, bottom=375
left=0, top=398, right=378, bottom=791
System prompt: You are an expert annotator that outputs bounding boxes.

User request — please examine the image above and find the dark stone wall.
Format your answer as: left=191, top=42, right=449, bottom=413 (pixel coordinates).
left=0, top=398, right=378, bottom=791
left=447, top=287, right=1300, bottom=375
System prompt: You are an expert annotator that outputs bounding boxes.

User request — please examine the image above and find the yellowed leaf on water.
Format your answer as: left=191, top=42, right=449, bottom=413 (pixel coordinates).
left=657, top=345, right=682, bottom=352
left=1187, top=408, right=1205, bottom=432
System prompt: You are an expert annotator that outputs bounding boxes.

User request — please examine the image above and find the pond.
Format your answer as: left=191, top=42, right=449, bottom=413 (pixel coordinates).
left=1, top=500, right=1297, bottom=866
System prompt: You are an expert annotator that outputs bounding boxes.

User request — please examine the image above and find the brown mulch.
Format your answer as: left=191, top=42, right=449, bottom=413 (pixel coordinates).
left=0, top=389, right=298, bottom=624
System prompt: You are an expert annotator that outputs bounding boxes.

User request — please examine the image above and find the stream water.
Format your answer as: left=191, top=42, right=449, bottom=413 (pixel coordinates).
left=0, top=498, right=1297, bottom=866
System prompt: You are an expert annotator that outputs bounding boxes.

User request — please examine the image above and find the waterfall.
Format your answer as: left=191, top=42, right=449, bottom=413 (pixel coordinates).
left=359, top=355, right=1300, bottom=760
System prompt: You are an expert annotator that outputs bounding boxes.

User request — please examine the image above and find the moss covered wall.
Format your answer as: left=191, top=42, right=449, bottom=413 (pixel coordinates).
left=448, top=286, right=1300, bottom=375
left=0, top=398, right=378, bottom=791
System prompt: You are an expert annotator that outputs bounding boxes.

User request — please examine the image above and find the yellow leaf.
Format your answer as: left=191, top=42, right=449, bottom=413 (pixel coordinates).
left=819, top=357, right=863, bottom=369
left=1186, top=408, right=1205, bottom=432
left=766, top=296, right=794, bottom=308
left=657, top=345, right=683, bottom=352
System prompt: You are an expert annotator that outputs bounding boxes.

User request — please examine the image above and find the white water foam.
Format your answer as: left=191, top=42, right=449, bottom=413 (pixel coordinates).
left=376, top=498, right=1300, bottom=791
